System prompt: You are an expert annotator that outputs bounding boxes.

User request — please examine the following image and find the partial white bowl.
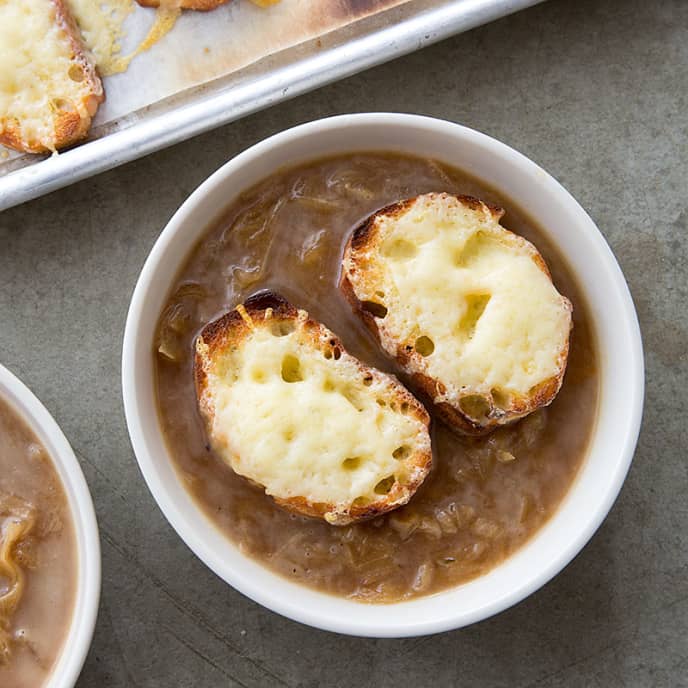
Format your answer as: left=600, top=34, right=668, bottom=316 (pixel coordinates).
left=122, top=113, right=643, bottom=637
left=0, top=364, right=100, bottom=686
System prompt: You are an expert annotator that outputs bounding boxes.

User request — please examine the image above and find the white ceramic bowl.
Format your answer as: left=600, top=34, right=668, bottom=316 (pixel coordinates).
left=122, top=114, right=643, bottom=637
left=0, top=364, right=100, bottom=685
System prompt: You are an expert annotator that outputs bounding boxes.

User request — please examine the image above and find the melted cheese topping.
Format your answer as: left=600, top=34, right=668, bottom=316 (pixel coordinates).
left=0, top=0, right=93, bottom=151
left=201, top=325, right=426, bottom=514
left=67, top=0, right=179, bottom=76
left=353, top=195, right=571, bottom=399
left=0, top=0, right=282, bottom=152
left=111, top=7, right=180, bottom=74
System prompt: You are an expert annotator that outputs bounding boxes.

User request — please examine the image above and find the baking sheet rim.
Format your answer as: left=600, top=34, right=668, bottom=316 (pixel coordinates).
left=0, top=0, right=545, bottom=211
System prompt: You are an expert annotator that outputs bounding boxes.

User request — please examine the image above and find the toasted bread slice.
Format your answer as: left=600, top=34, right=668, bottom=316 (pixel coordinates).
left=194, top=291, right=432, bottom=525
left=0, top=0, right=104, bottom=154
left=341, top=192, right=573, bottom=435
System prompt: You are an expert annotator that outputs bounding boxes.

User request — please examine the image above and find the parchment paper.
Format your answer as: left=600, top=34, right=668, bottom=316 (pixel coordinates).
left=0, top=0, right=410, bottom=165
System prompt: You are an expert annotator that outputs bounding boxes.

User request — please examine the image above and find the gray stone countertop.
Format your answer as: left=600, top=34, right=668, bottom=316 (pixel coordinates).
left=1, top=0, right=686, bottom=685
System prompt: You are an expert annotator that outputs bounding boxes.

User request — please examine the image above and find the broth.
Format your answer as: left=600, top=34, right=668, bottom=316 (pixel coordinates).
left=154, top=152, right=598, bottom=602
left=0, top=396, right=77, bottom=687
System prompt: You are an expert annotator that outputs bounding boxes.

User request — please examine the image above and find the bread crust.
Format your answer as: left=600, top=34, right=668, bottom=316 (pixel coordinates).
left=341, top=193, right=572, bottom=436
left=194, top=290, right=432, bottom=525
left=0, top=0, right=104, bottom=154
left=135, top=0, right=231, bottom=10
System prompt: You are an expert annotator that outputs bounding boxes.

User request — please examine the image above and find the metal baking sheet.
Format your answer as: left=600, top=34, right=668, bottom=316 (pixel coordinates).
left=0, top=0, right=544, bottom=211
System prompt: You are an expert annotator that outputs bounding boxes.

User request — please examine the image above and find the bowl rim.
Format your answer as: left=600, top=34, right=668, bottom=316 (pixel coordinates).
left=0, top=363, right=101, bottom=685
left=122, top=113, right=644, bottom=637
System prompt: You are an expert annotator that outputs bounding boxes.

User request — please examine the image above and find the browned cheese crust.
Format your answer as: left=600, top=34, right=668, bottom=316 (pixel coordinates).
left=194, top=290, right=433, bottom=525
left=340, top=193, right=572, bottom=436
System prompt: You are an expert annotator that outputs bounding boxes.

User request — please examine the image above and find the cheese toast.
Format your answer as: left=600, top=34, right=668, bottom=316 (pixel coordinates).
left=0, top=0, right=104, bottom=153
left=341, top=192, right=573, bottom=435
left=194, top=291, right=432, bottom=525
left=135, top=0, right=278, bottom=9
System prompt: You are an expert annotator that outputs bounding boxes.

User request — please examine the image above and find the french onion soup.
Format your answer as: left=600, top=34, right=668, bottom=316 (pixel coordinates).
left=0, top=396, right=77, bottom=687
left=154, top=152, right=598, bottom=602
